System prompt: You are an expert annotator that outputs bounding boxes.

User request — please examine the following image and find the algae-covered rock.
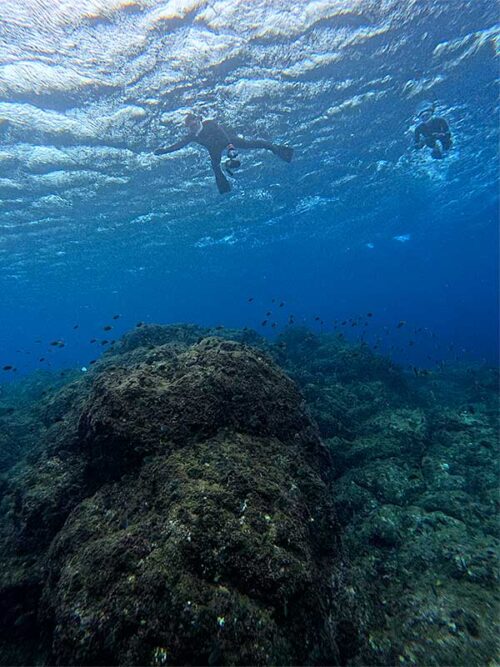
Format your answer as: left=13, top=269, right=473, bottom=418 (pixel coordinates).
left=43, top=432, right=339, bottom=666
left=266, top=328, right=499, bottom=666
left=0, top=333, right=344, bottom=666
left=107, top=323, right=265, bottom=357
left=78, top=338, right=322, bottom=484
left=0, top=324, right=498, bottom=666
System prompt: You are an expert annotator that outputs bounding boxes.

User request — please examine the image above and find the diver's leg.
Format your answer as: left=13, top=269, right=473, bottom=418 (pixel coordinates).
left=431, top=139, right=443, bottom=159
left=231, top=136, right=294, bottom=163
left=424, top=137, right=442, bottom=159
left=209, top=150, right=231, bottom=194
left=441, top=136, right=452, bottom=151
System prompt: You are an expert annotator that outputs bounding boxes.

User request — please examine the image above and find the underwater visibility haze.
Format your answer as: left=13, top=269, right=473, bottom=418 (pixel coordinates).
left=0, top=1, right=498, bottom=666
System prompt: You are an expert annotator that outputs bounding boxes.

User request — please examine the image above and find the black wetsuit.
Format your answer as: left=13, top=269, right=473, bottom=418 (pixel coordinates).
left=155, top=120, right=292, bottom=193
left=414, top=117, right=452, bottom=158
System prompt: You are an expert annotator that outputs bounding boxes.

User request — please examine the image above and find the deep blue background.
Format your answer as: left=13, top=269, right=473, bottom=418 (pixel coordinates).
left=0, top=1, right=498, bottom=382
left=1, top=195, right=497, bottom=377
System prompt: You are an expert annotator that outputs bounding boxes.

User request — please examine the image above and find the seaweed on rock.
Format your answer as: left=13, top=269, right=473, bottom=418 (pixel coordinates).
left=0, top=333, right=346, bottom=666
left=0, top=324, right=498, bottom=666
left=275, top=330, right=499, bottom=666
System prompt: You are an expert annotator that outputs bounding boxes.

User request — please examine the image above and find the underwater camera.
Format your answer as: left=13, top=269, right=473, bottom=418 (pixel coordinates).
left=224, top=144, right=241, bottom=175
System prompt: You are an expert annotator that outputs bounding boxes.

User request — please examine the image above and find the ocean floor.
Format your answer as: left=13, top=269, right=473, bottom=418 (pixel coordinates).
left=0, top=324, right=498, bottom=666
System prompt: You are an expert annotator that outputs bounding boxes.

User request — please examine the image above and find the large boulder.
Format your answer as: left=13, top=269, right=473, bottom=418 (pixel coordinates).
left=43, top=431, right=340, bottom=666
left=77, top=338, right=324, bottom=483
left=0, top=336, right=345, bottom=666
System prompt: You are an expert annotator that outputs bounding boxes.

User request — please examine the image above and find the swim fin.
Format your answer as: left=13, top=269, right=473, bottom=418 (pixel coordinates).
left=216, top=174, right=231, bottom=194
left=272, top=145, right=294, bottom=163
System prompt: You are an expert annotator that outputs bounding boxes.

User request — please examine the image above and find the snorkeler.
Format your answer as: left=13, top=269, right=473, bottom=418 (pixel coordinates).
left=414, top=101, right=452, bottom=159
left=154, top=113, right=294, bottom=194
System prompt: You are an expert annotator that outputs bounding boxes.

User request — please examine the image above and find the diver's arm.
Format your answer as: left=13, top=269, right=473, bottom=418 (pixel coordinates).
left=154, top=135, right=191, bottom=155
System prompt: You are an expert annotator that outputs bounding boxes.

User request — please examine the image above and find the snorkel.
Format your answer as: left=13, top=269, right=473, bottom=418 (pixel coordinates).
left=416, top=101, right=435, bottom=124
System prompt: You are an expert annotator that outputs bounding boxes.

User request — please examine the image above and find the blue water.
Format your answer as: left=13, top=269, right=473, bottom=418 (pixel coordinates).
left=0, top=0, right=498, bottom=379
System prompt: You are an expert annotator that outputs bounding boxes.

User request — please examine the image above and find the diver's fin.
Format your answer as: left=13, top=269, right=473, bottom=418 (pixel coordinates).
left=216, top=174, right=231, bottom=194
left=273, top=145, right=294, bottom=163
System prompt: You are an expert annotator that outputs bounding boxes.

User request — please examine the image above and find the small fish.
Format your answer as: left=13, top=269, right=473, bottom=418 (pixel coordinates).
left=136, top=322, right=144, bottom=328
left=2, top=365, right=13, bottom=371
left=271, top=323, right=277, bottom=328
left=409, top=341, right=415, bottom=346
left=90, top=339, right=97, bottom=344
left=314, top=316, right=320, bottom=322
left=261, top=320, right=268, bottom=327
left=341, top=321, right=347, bottom=326
left=101, top=340, right=109, bottom=345
left=271, top=299, right=276, bottom=303
left=247, top=298, right=254, bottom=303
left=39, top=357, right=45, bottom=362
left=89, top=359, right=96, bottom=365
left=49, top=340, right=60, bottom=346
left=58, top=342, right=65, bottom=348
left=397, top=321, right=406, bottom=329
left=279, top=302, right=285, bottom=307
left=73, top=324, right=79, bottom=330
left=367, top=312, right=373, bottom=317
left=103, top=325, right=113, bottom=331
left=112, top=314, right=121, bottom=320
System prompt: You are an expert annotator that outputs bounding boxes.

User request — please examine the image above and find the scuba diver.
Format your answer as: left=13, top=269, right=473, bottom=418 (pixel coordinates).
left=414, top=101, right=452, bottom=159
left=154, top=113, right=294, bottom=194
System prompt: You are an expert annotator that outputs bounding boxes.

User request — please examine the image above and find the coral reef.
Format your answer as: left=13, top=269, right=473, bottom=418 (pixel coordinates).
left=0, top=370, right=79, bottom=473
left=0, top=324, right=498, bottom=666
left=277, top=329, right=499, bottom=666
